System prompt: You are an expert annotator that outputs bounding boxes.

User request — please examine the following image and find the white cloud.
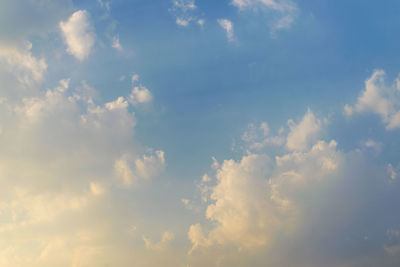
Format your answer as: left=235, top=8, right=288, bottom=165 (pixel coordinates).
left=173, top=0, right=196, bottom=10
left=131, top=73, right=140, bottom=84
left=143, top=231, right=174, bottom=250
left=0, top=42, right=47, bottom=87
left=231, top=0, right=298, bottom=34
left=176, top=18, right=190, bottom=27
left=188, top=138, right=342, bottom=255
left=60, top=10, right=96, bottom=61
left=0, top=71, right=167, bottom=265
left=387, top=164, right=397, bottom=180
left=188, top=109, right=400, bottom=266
left=114, top=150, right=166, bottom=187
left=189, top=153, right=274, bottom=250
left=197, top=19, right=205, bottom=27
left=135, top=150, right=166, bottom=179
left=286, top=109, right=322, bottom=151
left=114, top=155, right=135, bottom=187
left=112, top=35, right=123, bottom=51
left=129, top=86, right=153, bottom=105
left=217, top=19, right=234, bottom=42
left=170, top=0, right=204, bottom=27
left=345, top=69, right=400, bottom=130
left=105, top=96, right=129, bottom=110
left=241, top=122, right=285, bottom=151
left=97, top=0, right=111, bottom=11
left=128, top=74, right=153, bottom=106
left=188, top=224, right=211, bottom=253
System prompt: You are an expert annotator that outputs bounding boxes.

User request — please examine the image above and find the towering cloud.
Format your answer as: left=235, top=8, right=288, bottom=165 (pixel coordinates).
left=188, top=109, right=400, bottom=266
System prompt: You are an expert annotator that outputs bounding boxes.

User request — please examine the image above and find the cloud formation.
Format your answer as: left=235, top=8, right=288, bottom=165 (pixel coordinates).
left=2, top=2, right=400, bottom=267
left=286, top=108, right=323, bottom=151
left=60, top=10, right=96, bottom=61
left=170, top=0, right=204, bottom=27
left=218, top=19, right=234, bottom=42
left=0, top=44, right=166, bottom=265
left=231, top=0, right=298, bottom=34
left=0, top=42, right=47, bottom=87
left=127, top=74, right=153, bottom=106
left=188, top=109, right=400, bottom=266
left=345, top=69, right=400, bottom=130
left=241, top=122, right=285, bottom=151
left=112, top=35, right=123, bottom=51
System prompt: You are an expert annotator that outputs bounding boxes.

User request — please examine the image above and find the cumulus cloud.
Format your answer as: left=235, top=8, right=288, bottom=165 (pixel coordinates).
left=0, top=77, right=138, bottom=190
left=189, top=135, right=340, bottom=253
left=286, top=109, right=322, bottom=151
left=114, top=150, right=166, bottom=187
left=0, top=42, right=47, bottom=90
left=128, top=73, right=153, bottom=106
left=241, top=122, right=285, bottom=151
left=345, top=69, right=400, bottom=130
left=189, top=153, right=275, bottom=250
left=217, top=19, right=234, bottom=42
left=0, top=63, right=166, bottom=266
left=129, top=87, right=153, bottom=105
left=188, top=109, right=400, bottom=266
left=231, top=0, right=298, bottom=34
left=60, top=10, right=96, bottom=61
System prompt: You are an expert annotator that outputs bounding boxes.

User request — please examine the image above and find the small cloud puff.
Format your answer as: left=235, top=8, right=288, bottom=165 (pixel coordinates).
left=128, top=73, right=153, bottom=106
left=60, top=10, right=96, bottom=61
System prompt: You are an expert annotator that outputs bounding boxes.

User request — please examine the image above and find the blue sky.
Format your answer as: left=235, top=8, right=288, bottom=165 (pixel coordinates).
left=1, top=0, right=400, bottom=266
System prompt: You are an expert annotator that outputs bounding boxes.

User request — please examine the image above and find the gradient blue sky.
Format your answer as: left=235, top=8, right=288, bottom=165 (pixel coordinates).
left=1, top=0, right=400, bottom=266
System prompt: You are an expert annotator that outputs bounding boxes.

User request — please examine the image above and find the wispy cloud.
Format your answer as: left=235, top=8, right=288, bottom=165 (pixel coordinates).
left=218, top=19, right=234, bottom=42
left=170, top=0, right=204, bottom=27
left=231, top=0, right=298, bottom=35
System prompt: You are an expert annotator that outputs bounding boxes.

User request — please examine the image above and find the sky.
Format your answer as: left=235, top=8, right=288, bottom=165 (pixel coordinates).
left=1, top=0, right=400, bottom=266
